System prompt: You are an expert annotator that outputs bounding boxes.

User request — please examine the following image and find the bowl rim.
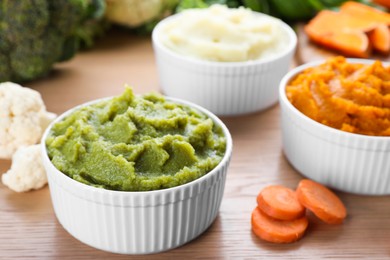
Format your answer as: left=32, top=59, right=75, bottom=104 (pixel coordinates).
left=279, top=58, right=390, bottom=141
left=41, top=93, right=233, bottom=196
left=152, top=8, right=297, bottom=67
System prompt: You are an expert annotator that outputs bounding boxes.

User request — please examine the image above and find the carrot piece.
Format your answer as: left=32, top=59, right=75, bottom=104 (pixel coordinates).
left=368, top=23, right=390, bottom=53
left=304, top=10, right=378, bottom=34
left=296, top=179, right=347, bottom=225
left=251, top=207, right=309, bottom=244
left=305, top=10, right=372, bottom=58
left=338, top=2, right=390, bottom=54
left=322, top=30, right=371, bottom=58
left=306, top=28, right=371, bottom=58
left=340, top=1, right=390, bottom=25
left=257, top=185, right=305, bottom=221
left=373, top=0, right=390, bottom=9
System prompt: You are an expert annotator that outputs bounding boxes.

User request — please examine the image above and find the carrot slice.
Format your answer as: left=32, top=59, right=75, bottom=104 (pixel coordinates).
left=305, top=10, right=379, bottom=33
left=296, top=179, right=347, bottom=225
left=373, top=0, right=390, bottom=9
left=340, top=1, right=390, bottom=25
left=368, top=24, right=390, bottom=53
left=257, top=185, right=306, bottom=221
left=305, top=10, right=372, bottom=58
left=306, top=29, right=371, bottom=58
left=251, top=207, right=309, bottom=244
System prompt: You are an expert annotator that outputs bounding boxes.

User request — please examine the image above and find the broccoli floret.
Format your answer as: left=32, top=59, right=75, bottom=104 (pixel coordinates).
left=10, top=30, right=64, bottom=81
left=0, top=0, right=106, bottom=83
left=49, top=0, right=88, bottom=36
left=1, top=0, right=49, bottom=43
left=0, top=53, right=11, bottom=82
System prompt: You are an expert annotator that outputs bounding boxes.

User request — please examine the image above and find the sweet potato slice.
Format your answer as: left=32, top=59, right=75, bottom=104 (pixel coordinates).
left=368, top=23, right=390, bottom=53
left=373, top=0, right=390, bottom=9
left=340, top=1, right=390, bottom=25
left=305, top=10, right=379, bottom=33
left=305, top=29, right=371, bottom=57
left=305, top=10, right=374, bottom=57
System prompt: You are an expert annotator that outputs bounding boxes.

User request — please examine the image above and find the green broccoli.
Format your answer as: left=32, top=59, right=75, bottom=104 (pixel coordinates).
left=0, top=0, right=106, bottom=83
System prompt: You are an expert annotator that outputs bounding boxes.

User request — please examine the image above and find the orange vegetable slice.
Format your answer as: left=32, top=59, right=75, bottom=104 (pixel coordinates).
left=257, top=185, right=306, bottom=221
left=373, top=0, right=390, bottom=9
left=306, top=29, right=371, bottom=58
left=296, top=179, right=347, bottom=225
left=340, top=1, right=390, bottom=25
left=305, top=10, right=379, bottom=34
left=305, top=10, right=373, bottom=57
left=368, top=23, right=390, bottom=53
left=251, top=207, right=309, bottom=244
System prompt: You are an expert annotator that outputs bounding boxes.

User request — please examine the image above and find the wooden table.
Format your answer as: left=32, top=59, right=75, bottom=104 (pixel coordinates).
left=1, top=29, right=390, bottom=259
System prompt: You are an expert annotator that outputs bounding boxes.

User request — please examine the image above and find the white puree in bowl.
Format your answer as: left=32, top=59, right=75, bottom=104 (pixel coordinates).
left=159, top=4, right=289, bottom=62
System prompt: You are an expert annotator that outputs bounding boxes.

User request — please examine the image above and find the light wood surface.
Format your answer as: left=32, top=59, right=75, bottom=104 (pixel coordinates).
left=2, top=29, right=390, bottom=260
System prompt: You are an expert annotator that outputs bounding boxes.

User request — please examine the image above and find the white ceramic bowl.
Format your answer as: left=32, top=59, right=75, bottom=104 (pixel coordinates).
left=152, top=11, right=297, bottom=116
left=279, top=58, right=390, bottom=195
left=41, top=96, right=233, bottom=254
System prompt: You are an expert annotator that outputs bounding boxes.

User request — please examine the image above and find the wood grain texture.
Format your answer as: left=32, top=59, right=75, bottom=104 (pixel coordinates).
left=1, top=28, right=390, bottom=260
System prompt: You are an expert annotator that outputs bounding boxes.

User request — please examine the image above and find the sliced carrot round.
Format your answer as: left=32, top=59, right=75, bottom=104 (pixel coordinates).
left=251, top=207, right=309, bottom=244
left=296, top=179, right=347, bottom=225
left=257, top=185, right=306, bottom=221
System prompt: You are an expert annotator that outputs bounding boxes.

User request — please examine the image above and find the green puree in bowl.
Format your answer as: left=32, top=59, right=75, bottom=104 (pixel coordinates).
left=46, top=87, right=226, bottom=191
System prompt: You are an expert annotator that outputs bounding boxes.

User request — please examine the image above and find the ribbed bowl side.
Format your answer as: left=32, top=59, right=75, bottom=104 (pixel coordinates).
left=45, top=151, right=230, bottom=254
left=281, top=100, right=390, bottom=195
left=154, top=49, right=293, bottom=116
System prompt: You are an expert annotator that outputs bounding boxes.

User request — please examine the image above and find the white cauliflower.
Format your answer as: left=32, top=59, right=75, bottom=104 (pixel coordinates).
left=105, top=0, right=178, bottom=27
left=0, top=82, right=56, bottom=159
left=2, top=145, right=47, bottom=192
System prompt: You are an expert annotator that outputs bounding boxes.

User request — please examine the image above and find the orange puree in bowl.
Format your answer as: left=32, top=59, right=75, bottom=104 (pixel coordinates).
left=286, top=56, right=390, bottom=136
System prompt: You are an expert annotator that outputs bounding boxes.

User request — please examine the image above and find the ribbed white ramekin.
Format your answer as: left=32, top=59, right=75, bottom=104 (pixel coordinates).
left=152, top=12, right=297, bottom=116
left=41, top=97, right=232, bottom=254
left=279, top=59, right=390, bottom=195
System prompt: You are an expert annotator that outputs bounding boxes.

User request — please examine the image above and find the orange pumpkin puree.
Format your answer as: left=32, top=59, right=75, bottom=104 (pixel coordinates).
left=286, top=56, right=390, bottom=136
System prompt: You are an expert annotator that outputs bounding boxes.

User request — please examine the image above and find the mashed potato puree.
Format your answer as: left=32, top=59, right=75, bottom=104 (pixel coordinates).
left=158, top=4, right=289, bottom=62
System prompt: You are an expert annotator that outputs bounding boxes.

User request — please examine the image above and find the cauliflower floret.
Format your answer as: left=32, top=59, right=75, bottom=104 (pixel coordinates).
left=0, top=82, right=56, bottom=159
left=2, top=145, right=47, bottom=192
left=105, top=0, right=164, bottom=27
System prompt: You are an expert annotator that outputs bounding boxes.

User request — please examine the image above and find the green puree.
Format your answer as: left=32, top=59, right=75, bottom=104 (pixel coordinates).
left=46, top=87, right=226, bottom=191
